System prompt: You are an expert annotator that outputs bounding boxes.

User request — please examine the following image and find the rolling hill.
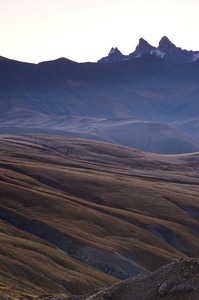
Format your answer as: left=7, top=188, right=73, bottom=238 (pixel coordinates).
left=0, top=135, right=199, bottom=298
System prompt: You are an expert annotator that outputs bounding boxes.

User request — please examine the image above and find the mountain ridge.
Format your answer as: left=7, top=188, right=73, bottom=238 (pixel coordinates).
left=1, top=54, right=199, bottom=153
left=98, top=36, right=199, bottom=63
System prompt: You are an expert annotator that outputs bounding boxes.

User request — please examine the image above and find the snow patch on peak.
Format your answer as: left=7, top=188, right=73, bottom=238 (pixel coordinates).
left=98, top=37, right=199, bottom=64
left=191, top=53, right=199, bottom=62
left=109, top=47, right=118, bottom=54
left=150, top=49, right=165, bottom=58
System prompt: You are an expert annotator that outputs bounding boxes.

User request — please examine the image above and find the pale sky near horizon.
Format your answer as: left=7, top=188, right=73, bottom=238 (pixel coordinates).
left=0, top=0, right=198, bottom=63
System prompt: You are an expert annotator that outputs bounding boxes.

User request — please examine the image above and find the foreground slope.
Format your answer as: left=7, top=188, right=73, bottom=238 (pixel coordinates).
left=2, top=259, right=199, bottom=300
left=0, top=135, right=199, bottom=297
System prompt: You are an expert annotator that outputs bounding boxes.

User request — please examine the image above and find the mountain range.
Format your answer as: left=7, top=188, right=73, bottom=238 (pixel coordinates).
left=1, top=42, right=199, bottom=154
left=98, top=36, right=199, bottom=63
left=1, top=39, right=199, bottom=299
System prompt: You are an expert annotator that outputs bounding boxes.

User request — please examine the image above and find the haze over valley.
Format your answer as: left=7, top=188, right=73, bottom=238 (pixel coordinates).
left=1, top=38, right=199, bottom=154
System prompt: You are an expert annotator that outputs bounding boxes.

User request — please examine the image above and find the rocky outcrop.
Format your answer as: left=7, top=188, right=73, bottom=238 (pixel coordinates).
left=66, top=258, right=199, bottom=300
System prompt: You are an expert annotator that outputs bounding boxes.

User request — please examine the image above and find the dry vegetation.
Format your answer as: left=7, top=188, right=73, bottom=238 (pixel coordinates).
left=0, top=134, right=199, bottom=298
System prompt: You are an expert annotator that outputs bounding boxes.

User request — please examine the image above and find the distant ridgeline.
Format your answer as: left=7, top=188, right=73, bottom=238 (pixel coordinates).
left=98, top=36, right=199, bottom=63
left=1, top=38, right=199, bottom=154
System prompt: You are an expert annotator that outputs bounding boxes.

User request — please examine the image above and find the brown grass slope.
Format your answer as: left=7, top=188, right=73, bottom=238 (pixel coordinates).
left=0, top=135, right=199, bottom=297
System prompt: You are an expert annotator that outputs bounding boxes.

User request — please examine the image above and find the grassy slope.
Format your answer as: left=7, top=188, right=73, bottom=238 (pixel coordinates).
left=0, top=134, right=199, bottom=297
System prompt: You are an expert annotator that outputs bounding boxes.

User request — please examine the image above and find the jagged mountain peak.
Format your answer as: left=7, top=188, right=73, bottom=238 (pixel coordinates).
left=138, top=37, right=153, bottom=47
left=129, top=38, right=155, bottom=59
left=159, top=36, right=172, bottom=44
left=98, top=37, right=199, bottom=64
left=98, top=47, right=128, bottom=63
left=158, top=36, right=176, bottom=50
left=109, top=47, right=120, bottom=54
left=135, top=37, right=155, bottom=52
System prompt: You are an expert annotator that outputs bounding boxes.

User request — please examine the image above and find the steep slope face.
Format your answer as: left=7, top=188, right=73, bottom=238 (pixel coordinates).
left=129, top=38, right=156, bottom=58
left=0, top=135, right=199, bottom=297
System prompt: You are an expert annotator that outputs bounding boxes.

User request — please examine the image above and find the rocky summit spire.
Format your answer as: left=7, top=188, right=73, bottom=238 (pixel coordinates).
left=136, top=38, right=155, bottom=52
left=98, top=47, right=128, bottom=63
left=159, top=36, right=172, bottom=44
left=158, top=36, right=175, bottom=51
left=108, top=47, right=121, bottom=56
left=129, top=38, right=155, bottom=58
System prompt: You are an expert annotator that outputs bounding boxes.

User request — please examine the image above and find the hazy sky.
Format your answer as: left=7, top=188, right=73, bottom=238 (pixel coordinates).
left=0, top=0, right=198, bottom=63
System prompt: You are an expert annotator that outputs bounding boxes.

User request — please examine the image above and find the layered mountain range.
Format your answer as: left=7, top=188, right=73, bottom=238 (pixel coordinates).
left=1, top=39, right=199, bottom=299
left=98, top=36, right=199, bottom=63
left=1, top=48, right=199, bottom=153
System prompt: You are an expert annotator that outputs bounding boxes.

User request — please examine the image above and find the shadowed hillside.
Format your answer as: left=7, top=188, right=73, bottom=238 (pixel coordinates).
left=0, top=135, right=199, bottom=298
left=1, top=56, right=199, bottom=153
